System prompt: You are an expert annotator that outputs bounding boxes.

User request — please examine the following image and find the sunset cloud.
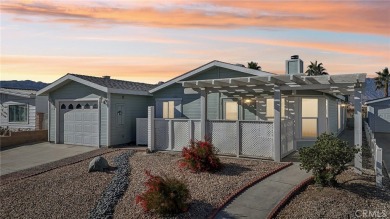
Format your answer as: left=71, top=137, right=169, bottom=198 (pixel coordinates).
left=1, top=0, right=389, bottom=35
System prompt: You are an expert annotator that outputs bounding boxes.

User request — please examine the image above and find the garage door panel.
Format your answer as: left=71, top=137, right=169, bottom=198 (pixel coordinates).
left=375, top=106, right=390, bottom=133
left=60, top=101, right=99, bottom=147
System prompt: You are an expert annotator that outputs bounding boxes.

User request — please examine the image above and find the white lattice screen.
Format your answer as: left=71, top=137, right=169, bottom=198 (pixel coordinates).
left=193, top=120, right=201, bottom=141
left=136, top=118, right=148, bottom=145
left=207, top=120, right=237, bottom=155
left=172, top=120, right=190, bottom=151
left=154, top=119, right=169, bottom=150
left=281, top=119, right=294, bottom=157
left=240, top=121, right=273, bottom=158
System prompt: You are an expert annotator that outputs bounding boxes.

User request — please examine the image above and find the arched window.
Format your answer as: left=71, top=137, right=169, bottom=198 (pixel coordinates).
left=76, top=104, right=82, bottom=109
left=84, top=103, right=90, bottom=109
left=61, top=104, right=66, bottom=109
left=93, top=104, right=98, bottom=109
left=68, top=104, right=74, bottom=109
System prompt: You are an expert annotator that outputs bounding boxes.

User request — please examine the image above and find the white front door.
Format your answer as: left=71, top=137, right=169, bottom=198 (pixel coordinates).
left=59, top=101, right=99, bottom=147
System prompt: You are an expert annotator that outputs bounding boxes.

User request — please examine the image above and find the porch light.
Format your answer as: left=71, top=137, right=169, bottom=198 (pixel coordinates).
left=341, top=103, right=347, bottom=107
left=244, top=99, right=252, bottom=104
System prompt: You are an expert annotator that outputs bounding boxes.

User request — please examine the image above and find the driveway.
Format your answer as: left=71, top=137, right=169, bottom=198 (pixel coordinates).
left=0, top=142, right=97, bottom=176
left=374, top=133, right=390, bottom=175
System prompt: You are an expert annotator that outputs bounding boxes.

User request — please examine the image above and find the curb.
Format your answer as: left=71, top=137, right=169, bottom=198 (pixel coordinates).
left=266, top=176, right=314, bottom=219
left=208, top=162, right=293, bottom=219
left=0, top=148, right=130, bottom=186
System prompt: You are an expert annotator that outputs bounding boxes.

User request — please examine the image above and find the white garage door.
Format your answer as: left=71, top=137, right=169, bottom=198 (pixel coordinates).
left=59, top=101, right=99, bottom=147
left=375, top=105, right=390, bottom=133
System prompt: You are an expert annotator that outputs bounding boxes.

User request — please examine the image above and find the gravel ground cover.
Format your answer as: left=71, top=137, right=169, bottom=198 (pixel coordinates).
left=114, top=152, right=286, bottom=219
left=0, top=148, right=117, bottom=185
left=0, top=150, right=124, bottom=219
left=276, top=168, right=390, bottom=219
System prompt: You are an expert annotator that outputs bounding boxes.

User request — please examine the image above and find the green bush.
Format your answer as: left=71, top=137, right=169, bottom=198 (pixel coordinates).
left=299, top=133, right=359, bottom=186
left=135, top=171, right=190, bottom=215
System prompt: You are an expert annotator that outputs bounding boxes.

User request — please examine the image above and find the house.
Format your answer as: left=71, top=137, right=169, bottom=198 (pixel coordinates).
left=36, top=74, right=156, bottom=147
left=0, top=88, right=48, bottom=130
left=366, top=97, right=390, bottom=133
left=140, top=56, right=365, bottom=162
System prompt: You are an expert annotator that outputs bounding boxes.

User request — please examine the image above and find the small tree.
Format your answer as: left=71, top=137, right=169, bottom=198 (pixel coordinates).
left=247, top=61, right=261, bottom=70
left=374, top=67, right=389, bottom=97
left=299, top=133, right=359, bottom=186
left=305, top=61, right=328, bottom=76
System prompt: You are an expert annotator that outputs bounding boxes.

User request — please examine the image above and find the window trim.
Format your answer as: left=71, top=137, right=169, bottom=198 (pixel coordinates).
left=8, top=104, right=29, bottom=124
left=156, top=98, right=182, bottom=119
left=223, top=98, right=240, bottom=120
left=301, top=98, right=319, bottom=139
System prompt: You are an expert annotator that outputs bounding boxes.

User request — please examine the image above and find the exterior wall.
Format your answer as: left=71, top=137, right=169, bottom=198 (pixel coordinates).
left=48, top=81, right=108, bottom=146
left=0, top=94, right=36, bottom=130
left=36, top=96, right=48, bottom=113
left=153, top=66, right=259, bottom=119
left=328, top=97, right=338, bottom=135
left=367, top=99, right=390, bottom=133
left=110, top=93, right=152, bottom=145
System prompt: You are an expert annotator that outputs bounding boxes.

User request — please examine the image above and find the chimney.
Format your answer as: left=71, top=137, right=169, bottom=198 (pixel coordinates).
left=102, top=76, right=111, bottom=79
left=285, top=55, right=304, bottom=75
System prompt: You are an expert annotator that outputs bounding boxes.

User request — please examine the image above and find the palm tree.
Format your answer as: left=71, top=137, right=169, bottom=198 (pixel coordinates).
left=305, top=61, right=328, bottom=76
left=247, top=61, right=261, bottom=70
left=374, top=67, right=390, bottom=97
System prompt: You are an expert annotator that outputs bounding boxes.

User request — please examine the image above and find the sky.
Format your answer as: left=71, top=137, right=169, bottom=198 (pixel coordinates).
left=0, top=0, right=389, bottom=84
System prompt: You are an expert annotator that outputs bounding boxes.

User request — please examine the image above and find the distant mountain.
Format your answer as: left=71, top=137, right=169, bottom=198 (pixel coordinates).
left=0, top=78, right=387, bottom=100
left=365, top=78, right=389, bottom=100
left=0, top=80, right=49, bottom=91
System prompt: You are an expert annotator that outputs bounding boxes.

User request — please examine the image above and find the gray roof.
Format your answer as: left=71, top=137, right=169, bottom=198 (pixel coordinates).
left=0, top=87, right=37, bottom=97
left=69, top=74, right=157, bottom=92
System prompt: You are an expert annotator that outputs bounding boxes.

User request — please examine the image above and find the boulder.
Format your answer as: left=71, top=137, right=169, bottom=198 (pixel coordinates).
left=89, top=156, right=109, bottom=172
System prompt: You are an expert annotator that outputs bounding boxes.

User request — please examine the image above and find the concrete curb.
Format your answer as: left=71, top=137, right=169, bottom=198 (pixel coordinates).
left=266, top=175, right=314, bottom=219
left=0, top=148, right=135, bottom=186
left=209, top=162, right=293, bottom=219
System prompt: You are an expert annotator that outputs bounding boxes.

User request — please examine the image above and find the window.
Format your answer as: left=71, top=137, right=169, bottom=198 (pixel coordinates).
left=84, top=103, right=90, bottom=109
left=266, top=98, right=285, bottom=120
left=301, top=98, right=318, bottom=138
left=68, top=104, right=74, bottom=109
left=61, top=104, right=66, bottom=109
left=224, top=100, right=238, bottom=120
left=76, top=104, right=82, bottom=109
left=9, top=105, right=28, bottom=123
left=162, top=101, right=175, bottom=119
left=93, top=104, right=98, bottom=109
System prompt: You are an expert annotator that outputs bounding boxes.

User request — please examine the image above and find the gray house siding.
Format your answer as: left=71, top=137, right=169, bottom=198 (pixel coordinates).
left=153, top=66, right=259, bottom=119
left=367, top=99, right=390, bottom=133
left=328, top=97, right=338, bottom=135
left=48, top=81, right=107, bottom=146
left=110, top=94, right=152, bottom=145
left=0, top=94, right=36, bottom=130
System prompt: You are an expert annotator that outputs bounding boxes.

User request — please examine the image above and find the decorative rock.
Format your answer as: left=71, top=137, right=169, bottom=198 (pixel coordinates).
left=88, top=156, right=110, bottom=172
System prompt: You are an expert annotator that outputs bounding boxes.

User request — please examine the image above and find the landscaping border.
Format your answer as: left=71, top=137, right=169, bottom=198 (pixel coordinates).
left=209, top=162, right=293, bottom=219
left=0, top=148, right=121, bottom=186
left=266, top=176, right=314, bottom=219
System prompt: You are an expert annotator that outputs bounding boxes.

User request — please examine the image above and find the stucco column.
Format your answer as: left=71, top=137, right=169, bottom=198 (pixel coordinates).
left=354, top=88, right=362, bottom=174
left=273, top=87, right=281, bottom=162
left=200, top=88, right=207, bottom=141
left=147, top=106, right=155, bottom=151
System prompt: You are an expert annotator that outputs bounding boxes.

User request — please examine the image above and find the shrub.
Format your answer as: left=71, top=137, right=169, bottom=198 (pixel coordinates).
left=135, top=171, right=190, bottom=215
left=299, top=133, right=359, bottom=186
left=179, top=139, right=222, bottom=172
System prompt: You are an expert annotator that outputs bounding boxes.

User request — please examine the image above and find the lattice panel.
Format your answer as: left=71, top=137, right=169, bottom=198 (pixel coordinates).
left=154, top=119, right=169, bottom=150
left=208, top=120, right=237, bottom=155
left=193, top=120, right=201, bottom=141
left=240, top=121, right=273, bottom=158
left=172, top=120, right=190, bottom=151
left=136, top=118, right=148, bottom=145
left=281, top=119, right=294, bottom=157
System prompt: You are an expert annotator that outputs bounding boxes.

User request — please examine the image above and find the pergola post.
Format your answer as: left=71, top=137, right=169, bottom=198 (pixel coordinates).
left=147, top=106, right=155, bottom=151
left=273, top=87, right=281, bottom=162
left=354, top=88, right=362, bottom=174
left=200, top=88, right=207, bottom=141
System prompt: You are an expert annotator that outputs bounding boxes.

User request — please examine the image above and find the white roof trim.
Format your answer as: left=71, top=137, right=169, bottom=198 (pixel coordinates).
left=149, top=60, right=275, bottom=93
left=36, top=74, right=151, bottom=96
left=365, top=96, right=390, bottom=105
left=0, top=88, right=36, bottom=98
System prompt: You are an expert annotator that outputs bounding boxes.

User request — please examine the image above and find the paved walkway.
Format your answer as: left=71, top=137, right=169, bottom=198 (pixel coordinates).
left=0, top=142, right=96, bottom=176
left=374, top=133, right=390, bottom=175
left=215, top=163, right=311, bottom=219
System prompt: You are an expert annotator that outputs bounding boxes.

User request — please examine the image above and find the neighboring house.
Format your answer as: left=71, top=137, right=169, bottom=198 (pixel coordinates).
left=366, top=97, right=390, bottom=133
left=36, top=74, right=155, bottom=147
left=140, top=57, right=365, bottom=162
left=0, top=88, right=48, bottom=130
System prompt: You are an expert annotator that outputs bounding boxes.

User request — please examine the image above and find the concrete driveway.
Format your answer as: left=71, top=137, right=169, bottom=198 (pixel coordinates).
left=375, top=133, right=390, bottom=175
left=0, top=142, right=97, bottom=176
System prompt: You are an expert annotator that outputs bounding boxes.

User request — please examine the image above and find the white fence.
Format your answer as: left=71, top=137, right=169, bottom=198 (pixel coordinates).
left=136, top=118, right=148, bottom=145
left=364, top=121, right=383, bottom=188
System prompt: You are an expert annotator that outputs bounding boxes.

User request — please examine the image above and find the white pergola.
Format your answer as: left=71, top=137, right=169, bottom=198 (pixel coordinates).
left=180, top=73, right=366, bottom=171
